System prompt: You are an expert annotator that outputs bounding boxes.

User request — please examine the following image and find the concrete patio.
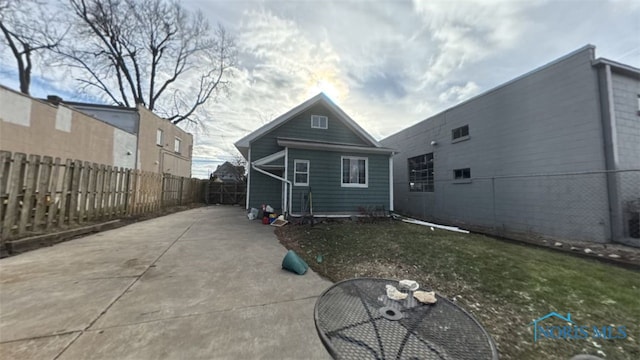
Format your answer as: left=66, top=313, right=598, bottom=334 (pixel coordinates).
left=0, top=206, right=332, bottom=359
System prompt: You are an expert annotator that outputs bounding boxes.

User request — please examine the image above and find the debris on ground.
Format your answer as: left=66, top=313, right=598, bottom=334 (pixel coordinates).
left=400, top=218, right=469, bottom=234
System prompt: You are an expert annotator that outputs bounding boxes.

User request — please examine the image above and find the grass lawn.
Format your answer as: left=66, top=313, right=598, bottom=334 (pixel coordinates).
left=276, top=220, right=640, bottom=360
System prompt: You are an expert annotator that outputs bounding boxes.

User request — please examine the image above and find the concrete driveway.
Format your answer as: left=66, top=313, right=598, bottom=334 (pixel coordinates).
left=0, top=206, right=332, bottom=359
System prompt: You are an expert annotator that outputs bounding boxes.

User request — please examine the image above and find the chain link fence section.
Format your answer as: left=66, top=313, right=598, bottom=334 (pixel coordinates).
left=617, top=170, right=640, bottom=240
left=491, top=172, right=611, bottom=243
left=395, top=169, right=640, bottom=245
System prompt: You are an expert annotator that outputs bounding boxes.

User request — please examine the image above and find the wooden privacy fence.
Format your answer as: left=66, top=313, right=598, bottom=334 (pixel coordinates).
left=0, top=151, right=206, bottom=244
left=163, top=174, right=204, bottom=207
left=205, top=182, right=246, bottom=205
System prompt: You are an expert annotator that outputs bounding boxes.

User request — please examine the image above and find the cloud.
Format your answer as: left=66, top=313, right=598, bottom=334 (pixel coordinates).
left=438, top=81, right=480, bottom=103
left=237, top=9, right=348, bottom=100
left=189, top=8, right=352, bottom=175
left=412, top=0, right=546, bottom=88
left=3, top=0, right=639, bottom=177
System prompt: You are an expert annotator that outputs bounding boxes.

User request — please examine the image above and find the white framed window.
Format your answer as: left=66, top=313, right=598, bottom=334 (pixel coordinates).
left=294, top=160, right=309, bottom=186
left=311, top=115, right=328, bottom=129
left=174, top=137, right=181, bottom=153
left=156, top=129, right=164, bottom=146
left=341, top=156, right=368, bottom=187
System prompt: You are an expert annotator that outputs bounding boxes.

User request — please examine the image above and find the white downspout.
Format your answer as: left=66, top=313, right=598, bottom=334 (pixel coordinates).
left=246, top=148, right=251, bottom=210
left=389, top=154, right=394, bottom=212
left=251, top=163, right=297, bottom=217
left=284, top=147, right=289, bottom=216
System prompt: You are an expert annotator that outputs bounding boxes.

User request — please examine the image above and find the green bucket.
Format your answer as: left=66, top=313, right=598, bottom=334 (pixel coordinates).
left=282, top=250, right=308, bottom=275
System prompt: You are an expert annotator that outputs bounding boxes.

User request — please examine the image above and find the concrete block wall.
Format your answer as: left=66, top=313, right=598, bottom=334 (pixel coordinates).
left=611, top=72, right=640, bottom=170
left=610, top=71, right=640, bottom=241
left=382, top=46, right=614, bottom=243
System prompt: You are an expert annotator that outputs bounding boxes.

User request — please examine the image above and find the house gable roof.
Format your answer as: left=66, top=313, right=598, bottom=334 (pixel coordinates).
left=234, top=93, right=381, bottom=158
left=212, top=161, right=245, bottom=182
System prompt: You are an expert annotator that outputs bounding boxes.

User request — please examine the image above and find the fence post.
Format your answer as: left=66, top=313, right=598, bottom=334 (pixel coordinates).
left=2, top=153, right=26, bottom=241
left=117, top=167, right=125, bottom=216
left=161, top=174, right=166, bottom=209
left=18, top=155, right=40, bottom=236
left=104, top=165, right=113, bottom=218
left=34, top=156, right=53, bottom=231
left=95, top=165, right=105, bottom=219
left=69, top=160, right=82, bottom=224
left=57, top=159, right=73, bottom=227
left=125, top=169, right=132, bottom=215
left=0, top=151, right=11, bottom=232
left=87, top=163, right=98, bottom=221
left=46, top=158, right=61, bottom=229
left=78, top=161, right=90, bottom=224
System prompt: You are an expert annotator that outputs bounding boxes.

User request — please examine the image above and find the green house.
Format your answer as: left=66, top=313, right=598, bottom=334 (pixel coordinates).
left=234, top=93, right=395, bottom=217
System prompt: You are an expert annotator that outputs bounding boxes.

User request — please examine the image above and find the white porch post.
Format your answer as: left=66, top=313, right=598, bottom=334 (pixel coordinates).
left=245, top=148, right=251, bottom=210
left=389, top=155, right=394, bottom=212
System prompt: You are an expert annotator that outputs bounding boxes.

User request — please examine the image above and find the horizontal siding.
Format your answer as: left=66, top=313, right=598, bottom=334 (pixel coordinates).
left=248, top=168, right=283, bottom=212
left=288, top=149, right=389, bottom=213
left=251, top=103, right=370, bottom=161
left=248, top=101, right=382, bottom=214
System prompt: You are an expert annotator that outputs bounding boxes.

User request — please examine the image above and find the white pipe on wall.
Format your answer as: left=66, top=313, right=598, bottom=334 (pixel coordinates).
left=250, top=162, right=296, bottom=217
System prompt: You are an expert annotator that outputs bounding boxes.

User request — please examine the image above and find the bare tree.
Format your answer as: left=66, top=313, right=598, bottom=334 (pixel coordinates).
left=59, top=0, right=236, bottom=125
left=0, top=0, right=66, bottom=94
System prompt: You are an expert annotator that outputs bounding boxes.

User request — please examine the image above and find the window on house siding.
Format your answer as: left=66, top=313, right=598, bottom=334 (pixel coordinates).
left=341, top=156, right=367, bottom=187
left=174, top=138, right=181, bottom=154
left=294, top=160, right=309, bottom=186
left=453, top=168, right=471, bottom=180
left=311, top=115, right=328, bottom=129
left=637, top=94, right=640, bottom=114
left=452, top=125, right=469, bottom=141
left=408, top=153, right=434, bottom=192
left=156, top=129, right=163, bottom=146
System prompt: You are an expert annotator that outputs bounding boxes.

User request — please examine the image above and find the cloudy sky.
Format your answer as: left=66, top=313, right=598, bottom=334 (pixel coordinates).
left=1, top=0, right=639, bottom=178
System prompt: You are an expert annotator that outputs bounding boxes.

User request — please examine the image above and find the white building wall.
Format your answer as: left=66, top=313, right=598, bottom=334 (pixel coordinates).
left=113, top=128, right=137, bottom=169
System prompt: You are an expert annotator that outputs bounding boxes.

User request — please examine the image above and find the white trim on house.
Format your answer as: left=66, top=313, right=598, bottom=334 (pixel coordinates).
left=311, top=115, right=328, bottom=129
left=389, top=156, right=394, bottom=211
left=256, top=164, right=285, bottom=170
left=293, top=159, right=310, bottom=186
left=278, top=138, right=394, bottom=154
left=341, top=156, right=368, bottom=188
left=284, top=147, right=289, bottom=214
left=250, top=162, right=293, bottom=216
left=246, top=148, right=251, bottom=209
left=253, top=150, right=286, bottom=166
